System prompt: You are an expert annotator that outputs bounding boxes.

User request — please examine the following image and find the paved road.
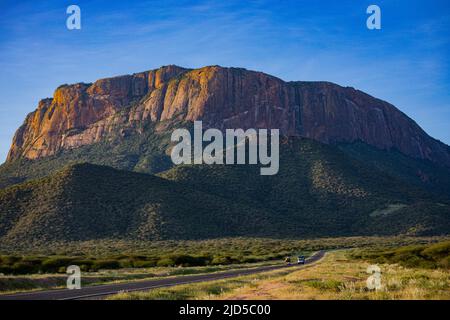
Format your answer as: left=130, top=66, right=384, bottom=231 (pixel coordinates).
left=0, top=251, right=325, bottom=300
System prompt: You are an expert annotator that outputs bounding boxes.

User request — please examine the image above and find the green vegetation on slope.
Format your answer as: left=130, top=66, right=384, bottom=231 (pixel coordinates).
left=0, top=136, right=449, bottom=244
left=0, top=163, right=283, bottom=243
left=338, top=142, right=450, bottom=199
left=160, top=138, right=450, bottom=237
left=352, top=240, right=450, bottom=269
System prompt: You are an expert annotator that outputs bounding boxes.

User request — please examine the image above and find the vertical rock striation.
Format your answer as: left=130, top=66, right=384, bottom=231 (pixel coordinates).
left=6, top=65, right=450, bottom=167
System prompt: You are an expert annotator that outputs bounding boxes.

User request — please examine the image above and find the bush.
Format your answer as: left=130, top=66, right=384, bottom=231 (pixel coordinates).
left=1, top=256, right=21, bottom=265
left=353, top=241, right=450, bottom=269
left=41, top=257, right=75, bottom=272
left=22, top=257, right=44, bottom=265
left=72, top=259, right=94, bottom=267
left=169, top=255, right=210, bottom=267
left=211, top=255, right=234, bottom=265
left=91, top=260, right=121, bottom=270
left=131, top=260, right=157, bottom=268
left=422, top=241, right=450, bottom=259
left=438, top=256, right=450, bottom=269
left=11, top=262, right=37, bottom=274
left=305, top=280, right=343, bottom=291
left=156, top=257, right=175, bottom=267
left=241, top=256, right=260, bottom=263
left=0, top=265, right=13, bottom=274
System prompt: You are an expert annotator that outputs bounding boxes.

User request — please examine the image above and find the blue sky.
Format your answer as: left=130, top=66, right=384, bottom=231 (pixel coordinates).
left=0, top=0, right=449, bottom=162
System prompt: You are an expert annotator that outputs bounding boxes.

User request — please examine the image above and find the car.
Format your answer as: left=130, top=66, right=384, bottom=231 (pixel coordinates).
left=297, top=256, right=305, bottom=265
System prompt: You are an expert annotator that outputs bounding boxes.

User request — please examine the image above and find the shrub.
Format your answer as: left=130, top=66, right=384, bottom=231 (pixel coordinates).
left=305, top=280, right=343, bottom=292
left=11, top=262, right=37, bottom=274
left=211, top=255, right=234, bottom=265
left=353, top=241, right=450, bottom=269
left=132, top=260, right=157, bottom=268
left=0, top=265, right=13, bottom=274
left=41, top=257, right=75, bottom=272
left=1, top=256, right=21, bottom=265
left=169, top=255, right=210, bottom=267
left=156, top=257, right=175, bottom=267
left=422, top=241, right=450, bottom=259
left=91, top=260, right=121, bottom=270
left=241, top=256, right=260, bottom=263
left=438, top=256, right=450, bottom=269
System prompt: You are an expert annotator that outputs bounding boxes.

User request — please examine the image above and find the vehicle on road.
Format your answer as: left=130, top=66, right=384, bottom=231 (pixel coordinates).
left=297, top=255, right=305, bottom=265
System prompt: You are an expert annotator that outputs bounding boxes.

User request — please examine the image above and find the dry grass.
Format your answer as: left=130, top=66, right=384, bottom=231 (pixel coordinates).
left=220, top=251, right=450, bottom=300
left=0, top=259, right=284, bottom=294
left=109, top=267, right=295, bottom=300
left=110, top=251, right=450, bottom=300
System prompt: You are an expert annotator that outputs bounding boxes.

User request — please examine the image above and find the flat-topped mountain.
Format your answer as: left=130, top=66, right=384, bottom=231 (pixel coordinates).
left=1, top=65, right=449, bottom=243
left=7, top=65, right=450, bottom=168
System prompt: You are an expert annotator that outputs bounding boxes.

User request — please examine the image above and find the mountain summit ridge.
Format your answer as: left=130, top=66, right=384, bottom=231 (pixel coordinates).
left=6, top=65, right=450, bottom=167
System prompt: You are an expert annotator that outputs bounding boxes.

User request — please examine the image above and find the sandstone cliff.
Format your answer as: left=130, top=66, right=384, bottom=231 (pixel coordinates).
left=7, top=65, right=450, bottom=167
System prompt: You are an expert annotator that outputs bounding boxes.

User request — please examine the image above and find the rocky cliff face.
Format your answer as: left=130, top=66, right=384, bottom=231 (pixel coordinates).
left=7, top=65, right=450, bottom=167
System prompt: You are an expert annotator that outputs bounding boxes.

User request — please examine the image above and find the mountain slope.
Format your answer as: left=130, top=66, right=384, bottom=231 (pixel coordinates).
left=1, top=139, right=449, bottom=245
left=338, top=142, right=450, bottom=197
left=0, top=163, right=281, bottom=243
left=160, top=137, right=450, bottom=236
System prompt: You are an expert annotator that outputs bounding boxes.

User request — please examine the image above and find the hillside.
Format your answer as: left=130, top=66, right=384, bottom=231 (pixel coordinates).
left=0, top=163, right=282, bottom=244
left=1, top=138, right=449, bottom=246
left=1, top=119, right=450, bottom=199
left=160, top=137, right=450, bottom=236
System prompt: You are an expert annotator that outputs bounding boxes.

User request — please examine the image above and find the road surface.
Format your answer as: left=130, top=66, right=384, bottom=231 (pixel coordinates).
left=0, top=251, right=325, bottom=300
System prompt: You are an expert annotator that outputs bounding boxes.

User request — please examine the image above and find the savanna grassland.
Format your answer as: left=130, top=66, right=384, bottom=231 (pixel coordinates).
left=0, top=260, right=287, bottom=294
left=1, top=237, right=448, bottom=298
left=1, top=236, right=444, bottom=275
left=109, top=241, right=450, bottom=300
